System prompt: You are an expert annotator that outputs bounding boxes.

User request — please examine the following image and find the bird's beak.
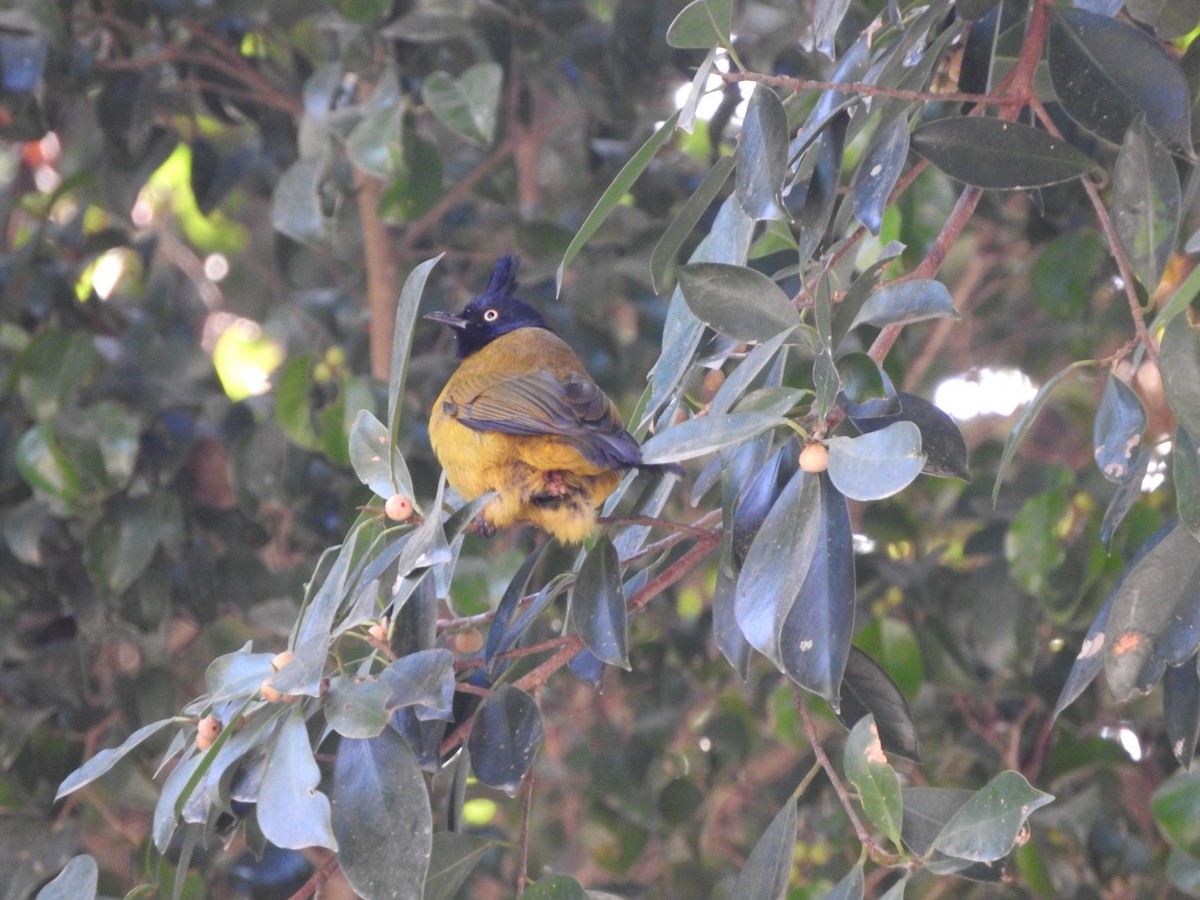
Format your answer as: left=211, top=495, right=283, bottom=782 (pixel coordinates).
left=424, top=310, right=468, bottom=330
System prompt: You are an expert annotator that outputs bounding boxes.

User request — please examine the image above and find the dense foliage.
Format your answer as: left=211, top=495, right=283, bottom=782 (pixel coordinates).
left=5, top=0, right=1200, bottom=897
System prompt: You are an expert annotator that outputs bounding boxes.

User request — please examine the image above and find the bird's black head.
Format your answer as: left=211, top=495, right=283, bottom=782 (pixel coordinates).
left=425, top=256, right=551, bottom=359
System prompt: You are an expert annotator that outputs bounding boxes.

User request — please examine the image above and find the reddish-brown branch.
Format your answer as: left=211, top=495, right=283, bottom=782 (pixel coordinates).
left=288, top=851, right=341, bottom=900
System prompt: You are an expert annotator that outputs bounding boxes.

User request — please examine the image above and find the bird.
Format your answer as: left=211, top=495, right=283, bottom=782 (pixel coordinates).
left=426, top=256, right=678, bottom=543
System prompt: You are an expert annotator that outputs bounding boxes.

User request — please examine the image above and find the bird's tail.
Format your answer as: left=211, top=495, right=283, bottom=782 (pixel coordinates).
left=485, top=255, right=520, bottom=299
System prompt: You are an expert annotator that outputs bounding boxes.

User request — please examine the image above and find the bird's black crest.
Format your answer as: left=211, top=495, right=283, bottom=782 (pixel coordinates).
left=484, top=255, right=520, bottom=301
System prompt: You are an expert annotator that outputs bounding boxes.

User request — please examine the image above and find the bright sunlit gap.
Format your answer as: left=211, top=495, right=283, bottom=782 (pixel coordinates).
left=672, top=49, right=754, bottom=127
left=205, top=311, right=284, bottom=400
left=91, top=248, right=127, bottom=300
left=933, top=367, right=1038, bottom=421
left=1100, top=724, right=1144, bottom=762
left=1143, top=440, right=1171, bottom=493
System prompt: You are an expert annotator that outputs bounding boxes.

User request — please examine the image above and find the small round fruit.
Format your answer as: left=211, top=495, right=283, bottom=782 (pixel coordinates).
left=450, top=628, right=484, bottom=655
left=799, top=442, right=829, bottom=473
left=367, top=622, right=388, bottom=642
left=260, top=678, right=285, bottom=703
left=270, top=651, right=293, bottom=672
left=384, top=494, right=414, bottom=522
left=196, top=715, right=222, bottom=751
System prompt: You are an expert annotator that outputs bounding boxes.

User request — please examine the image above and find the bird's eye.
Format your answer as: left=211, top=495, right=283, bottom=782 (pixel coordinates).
left=482, top=308, right=499, bottom=322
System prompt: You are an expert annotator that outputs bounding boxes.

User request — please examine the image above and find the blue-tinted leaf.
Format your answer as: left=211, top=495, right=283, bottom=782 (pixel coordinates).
left=837, top=647, right=921, bottom=762
left=258, top=708, right=338, bottom=851
left=1104, top=524, right=1200, bottom=701
left=348, top=409, right=416, bottom=504
left=332, top=727, right=431, bottom=900
left=1100, top=444, right=1154, bottom=550
left=793, top=34, right=871, bottom=153
left=35, top=855, right=97, bottom=900
left=424, top=833, right=496, bottom=900
left=56, top=718, right=175, bottom=799
left=1176, top=426, right=1200, bottom=541
left=271, top=156, right=330, bottom=244
left=640, top=410, right=788, bottom=465
left=651, top=155, right=735, bottom=293
left=813, top=0, right=852, bottom=58
left=203, top=648, right=276, bottom=704
left=388, top=255, right=443, bottom=491
left=379, top=648, right=455, bottom=721
left=1049, top=8, right=1192, bottom=153
left=1162, top=313, right=1200, bottom=439
left=793, top=115, right=846, bottom=267
left=850, top=391, right=969, bottom=481
left=567, top=647, right=606, bottom=686
left=854, top=117, right=910, bottom=236
left=678, top=262, right=800, bottom=341
left=830, top=243, right=905, bottom=350
left=911, top=117, right=1097, bottom=189
left=468, top=683, right=543, bottom=796
left=486, top=543, right=549, bottom=672
left=732, top=438, right=800, bottom=565
left=1093, top=374, right=1147, bottom=482
left=326, top=676, right=392, bottom=738
left=557, top=112, right=681, bottom=293
left=736, top=86, right=788, bottom=220
left=824, top=864, right=865, bottom=900
left=1164, top=657, right=1200, bottom=768
left=849, top=279, right=959, bottom=331
left=730, top=798, right=796, bottom=900
left=713, top=556, right=751, bottom=678
left=666, top=0, right=733, bottom=48
left=844, top=716, right=903, bottom=848
left=778, top=474, right=855, bottom=707
left=932, top=771, right=1053, bottom=862
left=827, top=422, right=925, bottom=502
left=735, top=470, right=821, bottom=667
left=570, top=536, right=627, bottom=668
left=1112, top=117, right=1181, bottom=292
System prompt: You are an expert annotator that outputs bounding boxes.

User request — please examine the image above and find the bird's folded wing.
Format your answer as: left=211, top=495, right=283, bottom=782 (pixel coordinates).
left=449, top=371, right=643, bottom=469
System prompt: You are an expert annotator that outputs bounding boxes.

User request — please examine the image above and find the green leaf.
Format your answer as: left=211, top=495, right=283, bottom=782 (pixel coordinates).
left=848, top=278, right=959, bottom=331
left=85, top=494, right=166, bottom=595
left=1093, top=374, right=1146, bottom=482
left=837, top=645, right=921, bottom=763
left=1049, top=8, right=1192, bottom=153
left=932, top=771, right=1054, bottom=862
left=325, top=675, right=391, bottom=738
left=1175, top=426, right=1200, bottom=542
left=1111, top=117, right=1181, bottom=292
left=326, top=0, right=388, bottom=21
left=1155, top=768, right=1200, bottom=858
left=730, top=798, right=796, bottom=900
left=271, top=155, right=330, bottom=245
left=521, top=875, right=587, bottom=899
left=557, top=111, right=680, bottom=294
left=15, top=329, right=99, bottom=419
left=826, top=422, right=925, bottom=502
left=1161, top=313, right=1200, bottom=439
left=848, top=392, right=970, bottom=481
left=424, top=833, right=496, bottom=900
left=332, top=727, right=432, bottom=900
left=651, top=155, right=735, bottom=293
left=15, top=423, right=84, bottom=509
left=468, top=683, right=543, bottom=796
left=666, top=0, right=733, bottom=49
left=570, top=536, right=628, bottom=668
left=844, top=715, right=903, bottom=848
left=639, top=410, right=789, bottom=465
left=346, top=70, right=403, bottom=177
left=678, top=262, right=800, bottom=341
left=378, top=649, right=455, bottom=720
left=735, top=85, right=788, bottom=220
left=824, top=863, right=864, bottom=900
left=389, top=255, right=444, bottom=491
left=854, top=117, right=909, bottom=236
left=258, top=707, right=338, bottom=851
left=992, top=360, right=1093, bottom=506
left=1005, top=488, right=1069, bottom=596
left=1163, top=660, right=1200, bottom=768
left=35, top=855, right=98, bottom=900
left=348, top=408, right=416, bottom=503
left=910, top=117, right=1097, bottom=189
left=56, top=718, right=175, bottom=799
left=424, top=63, right=502, bottom=143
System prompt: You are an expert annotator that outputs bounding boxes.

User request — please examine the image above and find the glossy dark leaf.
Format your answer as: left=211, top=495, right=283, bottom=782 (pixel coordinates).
left=854, top=117, right=909, bottom=236
left=712, top=559, right=751, bottom=679
left=1162, top=313, right=1200, bottom=439
left=35, top=854, right=97, bottom=900
left=485, top=543, right=549, bottom=672
left=1049, top=8, right=1192, bottom=152
left=1164, top=657, right=1200, bottom=768
left=792, top=114, right=846, bottom=266
left=378, top=649, right=455, bottom=721
left=1100, top=445, right=1153, bottom=550
left=778, top=474, right=855, bottom=708
left=666, top=0, right=733, bottom=48
left=567, top=647, right=606, bottom=686
left=468, top=683, right=543, bottom=796
left=848, top=279, right=959, bottom=331
left=1175, top=426, right=1200, bottom=541
left=850, top=391, right=969, bottom=481
left=424, top=833, right=496, bottom=900
left=731, top=438, right=800, bottom=566
left=827, top=422, right=925, bottom=502
left=843, top=715, right=903, bottom=848
left=1104, top=524, right=1200, bottom=700
left=651, top=156, right=735, bottom=293
left=911, top=117, right=1097, bottom=189
left=736, top=86, right=788, bottom=220
left=1112, top=117, right=1181, bottom=292
left=793, top=34, right=870, bottom=153
left=813, top=0, right=851, bottom=58
left=332, top=727, right=431, bottom=900
left=678, top=262, right=800, bottom=341
left=729, top=798, right=796, bottom=900
left=1093, top=374, right=1147, bottom=483
left=931, top=771, right=1053, bottom=862
left=830, top=245, right=905, bottom=351
left=837, top=646, right=921, bottom=762
left=258, top=708, right=338, bottom=851
left=837, top=352, right=894, bottom=414
left=899, top=787, right=1009, bottom=880
left=640, top=410, right=788, bottom=465
left=570, top=536, right=628, bottom=669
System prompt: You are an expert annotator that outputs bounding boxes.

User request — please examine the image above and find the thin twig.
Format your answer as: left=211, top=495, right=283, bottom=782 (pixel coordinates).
left=288, top=851, right=340, bottom=900
left=516, top=744, right=538, bottom=893
left=721, top=71, right=993, bottom=107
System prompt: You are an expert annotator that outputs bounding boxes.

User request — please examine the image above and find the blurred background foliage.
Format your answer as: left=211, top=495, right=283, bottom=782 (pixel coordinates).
left=2, top=0, right=1200, bottom=897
